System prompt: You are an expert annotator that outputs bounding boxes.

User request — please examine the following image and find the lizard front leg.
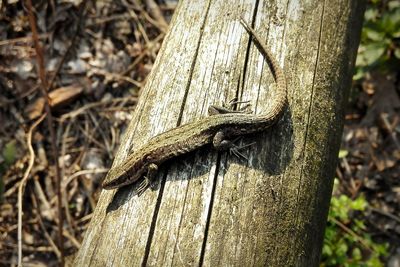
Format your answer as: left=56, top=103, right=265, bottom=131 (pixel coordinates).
left=208, top=98, right=251, bottom=115
left=136, top=163, right=158, bottom=195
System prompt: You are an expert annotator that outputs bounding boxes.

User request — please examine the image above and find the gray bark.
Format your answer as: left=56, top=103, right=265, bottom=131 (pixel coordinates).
left=74, top=0, right=365, bottom=266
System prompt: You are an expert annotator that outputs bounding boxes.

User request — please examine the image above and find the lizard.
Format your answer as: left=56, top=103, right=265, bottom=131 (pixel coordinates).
left=102, top=18, right=287, bottom=190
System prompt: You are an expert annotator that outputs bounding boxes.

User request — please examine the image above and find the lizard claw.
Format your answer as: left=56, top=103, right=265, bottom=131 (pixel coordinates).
left=136, top=178, right=150, bottom=196
left=208, top=98, right=252, bottom=116
left=135, top=163, right=159, bottom=195
left=230, top=146, right=248, bottom=160
left=229, top=140, right=255, bottom=160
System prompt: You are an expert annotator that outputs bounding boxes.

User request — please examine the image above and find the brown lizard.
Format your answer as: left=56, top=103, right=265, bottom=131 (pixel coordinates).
left=102, top=18, right=287, bottom=190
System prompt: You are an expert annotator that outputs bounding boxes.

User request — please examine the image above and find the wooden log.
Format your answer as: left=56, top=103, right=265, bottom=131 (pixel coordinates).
left=74, top=0, right=366, bottom=265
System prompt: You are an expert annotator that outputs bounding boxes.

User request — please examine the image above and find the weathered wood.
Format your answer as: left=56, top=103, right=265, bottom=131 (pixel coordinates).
left=74, top=0, right=365, bottom=266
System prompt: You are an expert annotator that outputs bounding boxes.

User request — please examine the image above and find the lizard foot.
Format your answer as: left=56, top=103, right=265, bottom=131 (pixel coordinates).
left=136, top=178, right=150, bottom=196
left=208, top=97, right=252, bottom=115
left=213, top=132, right=255, bottom=160
left=229, top=140, right=255, bottom=160
left=136, top=163, right=158, bottom=195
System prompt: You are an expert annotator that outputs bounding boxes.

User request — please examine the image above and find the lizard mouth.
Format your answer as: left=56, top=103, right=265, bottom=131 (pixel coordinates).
left=102, top=169, right=138, bottom=190
left=102, top=179, right=119, bottom=190
left=102, top=169, right=125, bottom=190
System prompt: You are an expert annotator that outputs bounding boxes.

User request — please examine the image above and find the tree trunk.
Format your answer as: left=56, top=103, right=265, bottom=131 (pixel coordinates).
left=74, top=0, right=365, bottom=266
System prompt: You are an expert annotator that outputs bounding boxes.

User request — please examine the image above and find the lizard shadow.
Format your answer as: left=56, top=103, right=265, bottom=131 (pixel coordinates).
left=107, top=106, right=294, bottom=212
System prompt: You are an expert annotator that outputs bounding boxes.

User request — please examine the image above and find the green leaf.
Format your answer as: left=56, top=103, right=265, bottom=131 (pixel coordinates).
left=336, top=240, right=348, bottom=255
left=353, top=67, right=366, bottom=81
left=375, top=243, right=389, bottom=256
left=380, top=13, right=395, bottom=33
left=338, top=150, right=348, bottom=158
left=352, top=247, right=362, bottom=260
left=393, top=29, right=400, bottom=38
left=361, top=43, right=386, bottom=65
left=323, top=244, right=333, bottom=256
left=389, top=9, right=400, bottom=26
left=364, top=8, right=378, bottom=21
left=354, top=219, right=366, bottom=230
left=365, top=29, right=385, bottom=41
left=367, top=257, right=384, bottom=267
left=388, top=1, right=400, bottom=10
left=394, top=48, right=400, bottom=59
left=3, top=140, right=16, bottom=165
left=351, top=196, right=367, bottom=211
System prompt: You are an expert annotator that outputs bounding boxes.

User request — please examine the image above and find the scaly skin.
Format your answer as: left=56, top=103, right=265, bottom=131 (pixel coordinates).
left=102, top=18, right=287, bottom=190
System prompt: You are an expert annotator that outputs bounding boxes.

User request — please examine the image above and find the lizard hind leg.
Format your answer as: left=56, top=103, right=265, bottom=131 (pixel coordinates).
left=213, top=131, right=233, bottom=151
left=213, top=131, right=254, bottom=160
left=136, top=163, right=159, bottom=195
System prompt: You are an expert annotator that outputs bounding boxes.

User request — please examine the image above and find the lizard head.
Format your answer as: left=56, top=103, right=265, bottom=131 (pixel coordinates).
left=102, top=155, right=147, bottom=190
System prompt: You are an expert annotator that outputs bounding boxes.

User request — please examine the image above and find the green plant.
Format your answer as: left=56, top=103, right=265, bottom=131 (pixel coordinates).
left=321, top=179, right=388, bottom=266
left=0, top=140, right=17, bottom=202
left=354, top=0, right=400, bottom=79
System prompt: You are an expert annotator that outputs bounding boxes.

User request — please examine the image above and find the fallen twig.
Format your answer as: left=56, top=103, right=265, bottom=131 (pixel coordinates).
left=17, top=113, right=46, bottom=266
left=25, top=0, right=65, bottom=264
